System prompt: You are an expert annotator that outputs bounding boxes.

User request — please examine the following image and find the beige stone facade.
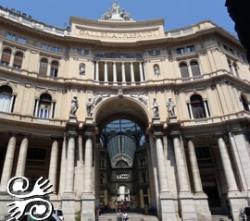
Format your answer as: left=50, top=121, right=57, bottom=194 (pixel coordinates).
left=0, top=4, right=250, bottom=221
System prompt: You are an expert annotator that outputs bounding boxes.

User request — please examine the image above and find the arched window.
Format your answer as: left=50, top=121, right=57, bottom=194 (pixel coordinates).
left=190, top=60, right=201, bottom=77
left=189, top=94, right=209, bottom=119
left=50, top=60, right=59, bottom=78
left=13, top=51, right=24, bottom=69
left=1, top=48, right=12, bottom=66
left=179, top=62, right=189, bottom=79
left=0, top=85, right=14, bottom=112
left=240, top=94, right=250, bottom=111
left=35, top=93, right=54, bottom=119
left=39, top=58, right=48, bottom=76
left=153, top=64, right=160, bottom=75
left=79, top=63, right=86, bottom=75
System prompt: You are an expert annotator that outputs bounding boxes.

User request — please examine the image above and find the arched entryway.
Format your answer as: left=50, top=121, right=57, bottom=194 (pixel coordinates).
left=93, top=97, right=156, bottom=214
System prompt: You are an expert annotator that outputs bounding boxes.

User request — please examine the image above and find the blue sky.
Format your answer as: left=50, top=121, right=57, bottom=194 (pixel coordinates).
left=0, top=0, right=236, bottom=35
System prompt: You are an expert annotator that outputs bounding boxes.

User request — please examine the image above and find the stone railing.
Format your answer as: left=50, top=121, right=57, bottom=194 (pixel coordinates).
left=0, top=7, right=69, bottom=36
left=179, top=111, right=250, bottom=127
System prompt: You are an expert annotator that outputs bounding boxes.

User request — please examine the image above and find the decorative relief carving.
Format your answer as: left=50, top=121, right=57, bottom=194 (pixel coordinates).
left=131, top=93, right=148, bottom=105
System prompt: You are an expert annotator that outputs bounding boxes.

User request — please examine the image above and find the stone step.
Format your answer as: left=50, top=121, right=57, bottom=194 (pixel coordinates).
left=212, top=215, right=232, bottom=221
left=98, top=213, right=159, bottom=221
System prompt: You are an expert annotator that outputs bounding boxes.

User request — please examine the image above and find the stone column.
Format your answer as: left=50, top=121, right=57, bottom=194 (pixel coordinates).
left=75, top=135, right=84, bottom=196
left=187, top=103, right=194, bottom=119
left=104, top=190, right=108, bottom=205
left=34, top=99, right=39, bottom=117
left=151, top=121, right=178, bottom=221
left=155, top=137, right=169, bottom=192
left=188, top=140, right=212, bottom=221
left=48, top=140, right=59, bottom=194
left=0, top=136, right=16, bottom=191
left=64, top=136, right=75, bottom=193
left=217, top=137, right=238, bottom=192
left=148, top=135, right=159, bottom=210
left=139, top=62, right=144, bottom=82
left=78, top=135, right=84, bottom=164
left=9, top=49, right=15, bottom=67
left=59, top=136, right=67, bottom=194
left=203, top=101, right=210, bottom=117
left=188, top=140, right=203, bottom=193
left=173, top=136, right=198, bottom=221
left=173, top=136, right=190, bottom=192
left=81, top=122, right=95, bottom=221
left=113, top=62, right=117, bottom=85
left=140, top=189, right=144, bottom=208
left=84, top=136, right=93, bottom=193
left=49, top=102, right=55, bottom=119
left=130, top=62, right=135, bottom=85
left=104, top=62, right=108, bottom=85
left=62, top=117, right=78, bottom=221
left=218, top=136, right=248, bottom=221
left=229, top=132, right=250, bottom=191
left=95, top=61, right=99, bottom=82
left=15, top=137, right=29, bottom=177
left=122, top=62, right=126, bottom=84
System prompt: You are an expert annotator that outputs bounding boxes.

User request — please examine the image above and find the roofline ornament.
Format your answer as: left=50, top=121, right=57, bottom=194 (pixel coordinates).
left=100, top=1, right=134, bottom=21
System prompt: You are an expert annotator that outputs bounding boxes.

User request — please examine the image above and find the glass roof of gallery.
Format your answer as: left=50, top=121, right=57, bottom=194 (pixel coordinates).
left=101, top=119, right=145, bottom=168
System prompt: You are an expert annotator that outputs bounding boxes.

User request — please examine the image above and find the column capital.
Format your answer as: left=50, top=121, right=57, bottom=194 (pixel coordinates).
left=83, top=122, right=97, bottom=138
left=66, top=118, right=79, bottom=137
left=150, top=121, right=164, bottom=137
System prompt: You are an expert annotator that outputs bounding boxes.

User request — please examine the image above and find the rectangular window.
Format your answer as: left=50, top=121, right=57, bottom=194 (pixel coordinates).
left=6, top=32, right=16, bottom=41
left=186, top=45, right=195, bottom=52
left=17, top=36, right=27, bottom=44
left=77, top=48, right=89, bottom=56
left=41, top=43, right=61, bottom=53
left=176, top=45, right=195, bottom=55
left=176, top=47, right=184, bottom=54
left=5, top=32, right=27, bottom=44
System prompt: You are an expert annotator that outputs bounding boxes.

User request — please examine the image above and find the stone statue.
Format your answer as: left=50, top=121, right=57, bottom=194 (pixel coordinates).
left=151, top=98, right=159, bottom=118
left=86, top=98, right=94, bottom=117
left=166, top=98, right=176, bottom=117
left=70, top=96, right=79, bottom=117
left=101, top=1, right=133, bottom=21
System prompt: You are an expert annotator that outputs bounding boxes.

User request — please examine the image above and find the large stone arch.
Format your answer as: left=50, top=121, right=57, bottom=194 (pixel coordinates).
left=93, top=96, right=150, bottom=130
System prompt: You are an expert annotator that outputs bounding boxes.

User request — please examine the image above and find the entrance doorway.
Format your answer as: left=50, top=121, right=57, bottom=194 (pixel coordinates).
left=96, top=119, right=151, bottom=213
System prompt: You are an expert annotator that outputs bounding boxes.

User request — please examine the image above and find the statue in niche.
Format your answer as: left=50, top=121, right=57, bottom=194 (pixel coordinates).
left=70, top=96, right=79, bottom=117
left=151, top=98, right=159, bottom=118
left=166, top=98, right=176, bottom=117
left=86, top=98, right=94, bottom=117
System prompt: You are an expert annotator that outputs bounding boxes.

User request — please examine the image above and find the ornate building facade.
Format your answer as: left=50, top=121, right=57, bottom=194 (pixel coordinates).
left=0, top=3, right=250, bottom=221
